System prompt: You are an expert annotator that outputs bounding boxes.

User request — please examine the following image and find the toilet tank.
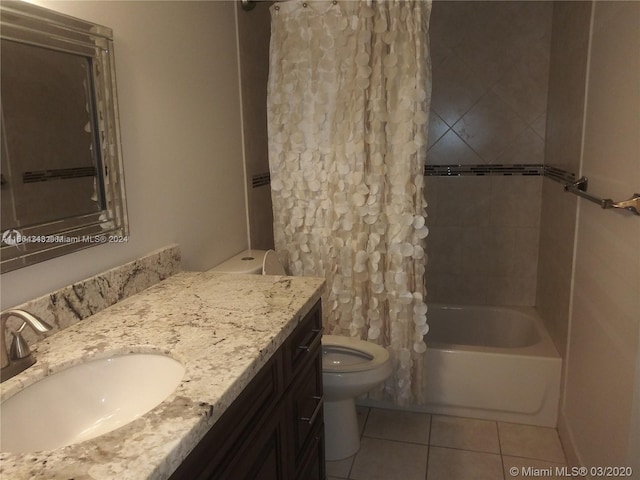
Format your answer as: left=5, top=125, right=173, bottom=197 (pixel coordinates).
left=210, top=250, right=265, bottom=274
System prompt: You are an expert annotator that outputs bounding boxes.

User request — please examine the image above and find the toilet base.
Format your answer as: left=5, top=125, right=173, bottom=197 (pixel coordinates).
left=323, top=398, right=361, bottom=461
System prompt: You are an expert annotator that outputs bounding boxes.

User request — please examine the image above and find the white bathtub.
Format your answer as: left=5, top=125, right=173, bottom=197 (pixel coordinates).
left=423, top=304, right=562, bottom=427
left=360, top=305, right=562, bottom=427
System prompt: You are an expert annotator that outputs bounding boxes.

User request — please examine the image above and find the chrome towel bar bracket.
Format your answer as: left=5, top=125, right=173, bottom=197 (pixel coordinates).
left=564, top=177, right=640, bottom=216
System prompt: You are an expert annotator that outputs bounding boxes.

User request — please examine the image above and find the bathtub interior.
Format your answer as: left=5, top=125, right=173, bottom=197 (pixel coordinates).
left=426, top=305, right=542, bottom=348
left=359, top=304, right=562, bottom=427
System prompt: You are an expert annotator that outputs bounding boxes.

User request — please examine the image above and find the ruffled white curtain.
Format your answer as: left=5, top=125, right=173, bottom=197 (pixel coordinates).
left=267, top=0, right=432, bottom=405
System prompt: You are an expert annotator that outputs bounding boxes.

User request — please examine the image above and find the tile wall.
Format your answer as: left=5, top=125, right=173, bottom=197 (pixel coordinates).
left=536, top=1, right=591, bottom=357
left=425, top=1, right=553, bottom=306
left=236, top=0, right=275, bottom=250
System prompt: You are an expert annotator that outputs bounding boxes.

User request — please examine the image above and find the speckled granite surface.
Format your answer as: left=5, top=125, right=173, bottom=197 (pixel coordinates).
left=3, top=245, right=182, bottom=347
left=0, top=271, right=325, bottom=480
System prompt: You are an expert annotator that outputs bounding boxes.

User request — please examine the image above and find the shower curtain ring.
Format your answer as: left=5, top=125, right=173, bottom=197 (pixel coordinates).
left=241, top=0, right=256, bottom=11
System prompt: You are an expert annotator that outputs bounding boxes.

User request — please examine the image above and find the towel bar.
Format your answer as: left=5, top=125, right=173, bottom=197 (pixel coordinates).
left=564, top=177, right=640, bottom=216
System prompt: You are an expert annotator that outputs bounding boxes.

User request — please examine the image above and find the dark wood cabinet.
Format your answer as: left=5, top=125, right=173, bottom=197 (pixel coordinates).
left=170, top=301, right=325, bottom=480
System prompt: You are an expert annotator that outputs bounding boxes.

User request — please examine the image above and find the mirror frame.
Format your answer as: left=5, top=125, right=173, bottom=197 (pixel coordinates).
left=0, top=0, right=128, bottom=273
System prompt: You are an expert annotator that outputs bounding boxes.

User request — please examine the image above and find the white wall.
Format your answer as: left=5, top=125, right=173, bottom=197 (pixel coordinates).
left=1, top=1, right=248, bottom=308
left=559, top=0, right=640, bottom=469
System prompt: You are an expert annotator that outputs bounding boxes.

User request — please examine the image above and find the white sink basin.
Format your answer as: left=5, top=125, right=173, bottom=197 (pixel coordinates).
left=1, top=353, right=185, bottom=453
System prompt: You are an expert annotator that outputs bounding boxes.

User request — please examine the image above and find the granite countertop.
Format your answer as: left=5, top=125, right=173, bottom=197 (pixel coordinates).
left=0, top=271, right=325, bottom=480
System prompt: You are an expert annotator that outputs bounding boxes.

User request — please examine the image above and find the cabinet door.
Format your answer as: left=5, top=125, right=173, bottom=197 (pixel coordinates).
left=288, top=348, right=323, bottom=466
left=296, top=419, right=326, bottom=480
left=217, top=410, right=288, bottom=480
left=169, top=354, right=283, bottom=480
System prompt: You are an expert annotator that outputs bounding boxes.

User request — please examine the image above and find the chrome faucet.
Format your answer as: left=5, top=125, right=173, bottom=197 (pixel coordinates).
left=1, top=309, right=53, bottom=383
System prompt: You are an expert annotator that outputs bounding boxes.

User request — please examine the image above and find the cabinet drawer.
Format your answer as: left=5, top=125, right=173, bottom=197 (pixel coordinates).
left=285, top=301, right=322, bottom=379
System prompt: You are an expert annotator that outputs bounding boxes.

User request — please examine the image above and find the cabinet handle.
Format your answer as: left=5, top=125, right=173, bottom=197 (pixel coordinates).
left=296, top=327, right=323, bottom=352
left=300, top=395, right=323, bottom=425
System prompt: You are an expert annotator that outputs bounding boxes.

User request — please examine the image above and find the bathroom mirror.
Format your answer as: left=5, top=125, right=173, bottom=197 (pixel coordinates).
left=0, top=0, right=128, bottom=273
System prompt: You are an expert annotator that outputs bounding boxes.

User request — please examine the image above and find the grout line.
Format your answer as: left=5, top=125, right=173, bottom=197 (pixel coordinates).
left=425, top=444, right=502, bottom=457
left=497, top=421, right=507, bottom=479
left=501, top=453, right=568, bottom=464
left=361, top=433, right=431, bottom=448
left=425, top=414, right=433, bottom=480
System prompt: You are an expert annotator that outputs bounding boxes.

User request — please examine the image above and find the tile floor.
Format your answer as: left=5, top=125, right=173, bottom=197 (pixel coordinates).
left=326, top=407, right=568, bottom=480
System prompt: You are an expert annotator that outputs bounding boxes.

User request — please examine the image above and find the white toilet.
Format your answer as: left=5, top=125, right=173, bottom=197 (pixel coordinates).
left=322, top=335, right=391, bottom=460
left=211, top=249, right=392, bottom=461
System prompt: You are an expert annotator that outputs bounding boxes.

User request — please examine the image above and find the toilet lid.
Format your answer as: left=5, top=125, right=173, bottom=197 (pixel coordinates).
left=262, top=249, right=286, bottom=275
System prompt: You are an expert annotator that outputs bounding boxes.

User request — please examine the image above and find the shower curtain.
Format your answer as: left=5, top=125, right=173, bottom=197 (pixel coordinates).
left=267, top=0, right=432, bottom=405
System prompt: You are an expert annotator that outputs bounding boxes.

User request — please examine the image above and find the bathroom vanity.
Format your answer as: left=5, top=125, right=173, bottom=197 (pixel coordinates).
left=170, top=300, right=324, bottom=480
left=0, top=268, right=325, bottom=480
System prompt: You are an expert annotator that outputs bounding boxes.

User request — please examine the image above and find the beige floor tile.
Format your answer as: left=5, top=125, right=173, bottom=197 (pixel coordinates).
left=427, top=446, right=504, bottom=480
left=356, top=406, right=370, bottom=436
left=503, top=456, right=568, bottom=480
left=328, top=477, right=346, bottom=480
left=350, top=437, right=429, bottom=480
left=430, top=415, right=500, bottom=453
left=498, top=422, right=566, bottom=463
left=325, top=454, right=355, bottom=479
left=363, top=408, right=431, bottom=445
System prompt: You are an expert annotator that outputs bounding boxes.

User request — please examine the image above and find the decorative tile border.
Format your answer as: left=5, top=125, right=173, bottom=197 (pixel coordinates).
left=252, top=172, right=271, bottom=188
left=251, top=164, right=577, bottom=183
left=544, top=165, right=577, bottom=184
left=3, top=244, right=181, bottom=346
left=23, top=166, right=97, bottom=183
left=424, top=164, right=543, bottom=176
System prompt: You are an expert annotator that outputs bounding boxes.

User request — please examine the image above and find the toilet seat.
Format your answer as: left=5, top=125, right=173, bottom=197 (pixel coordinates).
left=322, top=335, right=389, bottom=373
left=262, top=249, right=286, bottom=275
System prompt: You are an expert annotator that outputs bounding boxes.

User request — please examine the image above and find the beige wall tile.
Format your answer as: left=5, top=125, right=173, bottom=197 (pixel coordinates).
left=453, top=92, right=529, bottom=162
left=489, top=176, right=542, bottom=228
left=428, top=0, right=551, bottom=169
left=426, top=130, right=482, bottom=166
left=494, top=128, right=545, bottom=166
left=425, top=227, right=462, bottom=275
left=537, top=2, right=589, bottom=359
left=430, top=53, right=490, bottom=126
left=427, top=112, right=450, bottom=149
